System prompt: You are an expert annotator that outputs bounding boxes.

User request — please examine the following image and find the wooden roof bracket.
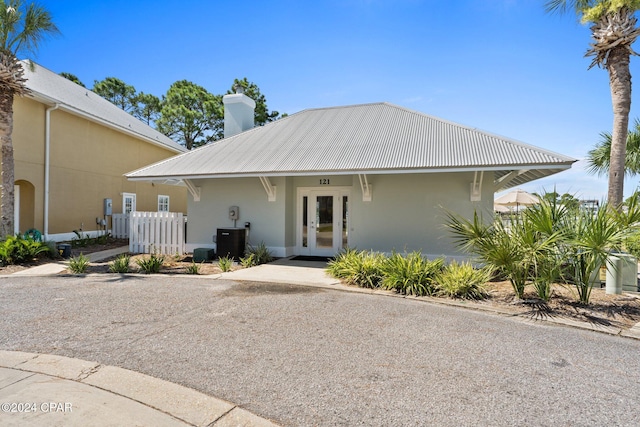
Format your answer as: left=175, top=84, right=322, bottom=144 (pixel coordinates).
left=470, top=171, right=484, bottom=201
left=183, top=179, right=201, bottom=202
left=260, top=176, right=277, bottom=201
left=494, top=169, right=528, bottom=191
left=358, top=174, right=372, bottom=202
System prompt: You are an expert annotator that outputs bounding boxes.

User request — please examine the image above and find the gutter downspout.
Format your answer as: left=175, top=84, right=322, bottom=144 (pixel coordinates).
left=44, top=103, right=59, bottom=240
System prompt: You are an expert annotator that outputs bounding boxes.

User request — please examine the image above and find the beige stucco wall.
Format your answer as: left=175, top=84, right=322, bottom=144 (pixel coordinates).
left=185, top=172, right=494, bottom=258
left=186, top=177, right=288, bottom=251
left=5, top=96, right=187, bottom=237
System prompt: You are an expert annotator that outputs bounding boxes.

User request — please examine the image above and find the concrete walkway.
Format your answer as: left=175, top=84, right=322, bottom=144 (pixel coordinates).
left=0, top=351, right=279, bottom=427
left=10, top=246, right=130, bottom=276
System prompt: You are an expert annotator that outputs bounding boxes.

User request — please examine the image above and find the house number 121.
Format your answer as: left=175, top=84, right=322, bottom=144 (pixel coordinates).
left=319, top=179, right=330, bottom=185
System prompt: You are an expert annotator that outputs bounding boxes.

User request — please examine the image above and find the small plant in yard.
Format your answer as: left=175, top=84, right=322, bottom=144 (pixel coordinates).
left=0, top=235, right=51, bottom=265
left=109, top=254, right=131, bottom=273
left=136, top=253, right=165, bottom=274
left=246, top=242, right=273, bottom=265
left=240, top=253, right=256, bottom=268
left=186, top=261, right=201, bottom=275
left=71, top=230, right=92, bottom=248
left=381, top=251, right=444, bottom=296
left=218, top=255, right=233, bottom=272
left=68, top=253, right=90, bottom=274
left=436, top=261, right=490, bottom=300
left=326, top=248, right=385, bottom=288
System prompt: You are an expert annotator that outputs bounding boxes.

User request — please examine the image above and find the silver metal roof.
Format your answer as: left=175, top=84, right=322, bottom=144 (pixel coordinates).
left=126, top=102, right=575, bottom=188
left=21, top=61, right=185, bottom=154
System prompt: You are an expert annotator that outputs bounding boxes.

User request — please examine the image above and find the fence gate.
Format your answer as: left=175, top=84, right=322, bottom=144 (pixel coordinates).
left=112, top=213, right=129, bottom=238
left=129, top=212, right=186, bottom=255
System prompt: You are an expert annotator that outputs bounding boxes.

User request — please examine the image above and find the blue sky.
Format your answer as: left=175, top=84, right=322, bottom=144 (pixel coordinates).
left=28, top=0, right=640, bottom=200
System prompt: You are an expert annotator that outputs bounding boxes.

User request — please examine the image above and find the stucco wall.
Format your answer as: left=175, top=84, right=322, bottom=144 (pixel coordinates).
left=346, top=172, right=492, bottom=257
left=5, top=96, right=187, bottom=237
left=186, top=177, right=288, bottom=253
left=186, top=172, right=493, bottom=258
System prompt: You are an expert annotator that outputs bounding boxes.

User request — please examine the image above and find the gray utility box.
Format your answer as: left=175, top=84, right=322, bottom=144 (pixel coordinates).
left=193, top=248, right=214, bottom=263
left=606, top=253, right=638, bottom=294
left=216, top=228, right=246, bottom=260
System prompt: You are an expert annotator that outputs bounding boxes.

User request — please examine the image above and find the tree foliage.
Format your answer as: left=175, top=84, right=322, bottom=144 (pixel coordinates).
left=227, top=77, right=281, bottom=126
left=0, top=0, right=59, bottom=238
left=132, top=92, right=161, bottom=126
left=587, top=118, right=640, bottom=176
left=92, top=77, right=137, bottom=112
left=59, top=71, right=84, bottom=87
left=155, top=80, right=223, bottom=150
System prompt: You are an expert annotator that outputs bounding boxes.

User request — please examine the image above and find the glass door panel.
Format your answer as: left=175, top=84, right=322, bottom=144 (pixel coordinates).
left=342, top=196, right=348, bottom=248
left=315, top=195, right=334, bottom=249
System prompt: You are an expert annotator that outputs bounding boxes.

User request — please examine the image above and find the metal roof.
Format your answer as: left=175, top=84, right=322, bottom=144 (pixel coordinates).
left=20, top=61, right=185, bottom=154
left=126, top=102, right=575, bottom=188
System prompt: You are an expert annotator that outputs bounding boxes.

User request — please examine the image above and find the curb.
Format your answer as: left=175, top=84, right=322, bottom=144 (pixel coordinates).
left=0, top=351, right=280, bottom=427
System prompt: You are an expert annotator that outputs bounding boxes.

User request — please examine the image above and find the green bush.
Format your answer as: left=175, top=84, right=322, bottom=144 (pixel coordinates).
left=0, top=235, right=51, bottom=265
left=218, top=255, right=233, bottom=272
left=109, top=254, right=131, bottom=273
left=68, top=253, right=90, bottom=274
left=246, top=242, right=273, bottom=265
left=624, top=232, right=640, bottom=259
left=240, top=253, right=256, bottom=268
left=436, top=261, right=490, bottom=300
left=136, top=253, right=164, bottom=274
left=186, top=261, right=201, bottom=275
left=381, top=251, right=444, bottom=296
left=71, top=230, right=92, bottom=248
left=326, top=248, right=385, bottom=288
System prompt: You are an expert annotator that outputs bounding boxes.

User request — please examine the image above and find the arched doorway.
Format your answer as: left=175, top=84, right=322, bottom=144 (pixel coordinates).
left=15, top=180, right=35, bottom=234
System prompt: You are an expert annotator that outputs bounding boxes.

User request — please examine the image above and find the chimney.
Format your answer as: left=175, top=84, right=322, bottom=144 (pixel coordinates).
left=223, top=85, right=256, bottom=138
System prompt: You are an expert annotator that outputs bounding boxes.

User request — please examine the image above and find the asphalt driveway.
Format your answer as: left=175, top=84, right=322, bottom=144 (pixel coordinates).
left=1, top=275, right=639, bottom=426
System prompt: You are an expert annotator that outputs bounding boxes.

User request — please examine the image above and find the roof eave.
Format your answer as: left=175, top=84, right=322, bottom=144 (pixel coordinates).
left=126, top=162, right=575, bottom=181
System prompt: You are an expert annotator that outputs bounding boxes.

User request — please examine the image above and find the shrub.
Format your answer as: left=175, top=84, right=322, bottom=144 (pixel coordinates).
left=109, top=254, right=131, bottom=273
left=71, top=230, right=92, bottom=248
left=381, top=251, right=444, bottom=296
left=436, top=261, right=490, bottom=300
left=218, top=255, right=233, bottom=272
left=240, top=253, right=256, bottom=268
left=246, top=242, right=273, bottom=265
left=186, top=261, right=201, bottom=275
left=68, top=253, right=90, bottom=274
left=136, top=253, right=164, bottom=274
left=326, top=248, right=385, bottom=288
left=0, top=235, right=51, bottom=265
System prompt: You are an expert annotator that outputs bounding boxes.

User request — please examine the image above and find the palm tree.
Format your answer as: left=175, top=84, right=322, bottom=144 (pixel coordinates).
left=546, top=1, right=640, bottom=207
left=587, top=118, right=640, bottom=177
left=0, top=1, right=59, bottom=237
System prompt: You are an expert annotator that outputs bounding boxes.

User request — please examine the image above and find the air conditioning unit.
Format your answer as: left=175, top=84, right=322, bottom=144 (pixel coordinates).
left=216, top=228, right=246, bottom=260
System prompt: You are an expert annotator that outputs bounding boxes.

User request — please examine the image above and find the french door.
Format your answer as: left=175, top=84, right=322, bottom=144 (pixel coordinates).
left=297, top=189, right=349, bottom=256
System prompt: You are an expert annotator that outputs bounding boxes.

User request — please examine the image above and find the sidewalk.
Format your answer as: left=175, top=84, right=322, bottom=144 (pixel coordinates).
left=10, top=246, right=130, bottom=276
left=0, top=351, right=279, bottom=427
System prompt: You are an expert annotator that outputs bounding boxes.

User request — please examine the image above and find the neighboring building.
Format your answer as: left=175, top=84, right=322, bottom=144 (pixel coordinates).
left=127, top=94, right=575, bottom=258
left=4, top=62, right=187, bottom=241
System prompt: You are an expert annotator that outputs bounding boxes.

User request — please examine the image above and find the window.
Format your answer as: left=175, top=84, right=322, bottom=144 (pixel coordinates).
left=158, top=195, right=170, bottom=212
left=123, top=193, right=136, bottom=214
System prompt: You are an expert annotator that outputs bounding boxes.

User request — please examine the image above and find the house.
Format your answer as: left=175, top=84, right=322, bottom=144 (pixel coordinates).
left=4, top=62, right=187, bottom=241
left=126, top=92, right=575, bottom=258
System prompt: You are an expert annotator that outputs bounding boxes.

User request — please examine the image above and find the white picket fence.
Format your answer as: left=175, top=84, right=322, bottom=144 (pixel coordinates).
left=112, top=213, right=130, bottom=238
left=128, top=212, right=186, bottom=255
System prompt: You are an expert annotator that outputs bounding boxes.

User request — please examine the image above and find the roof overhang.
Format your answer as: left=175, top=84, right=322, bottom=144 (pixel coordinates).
left=127, top=163, right=574, bottom=190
